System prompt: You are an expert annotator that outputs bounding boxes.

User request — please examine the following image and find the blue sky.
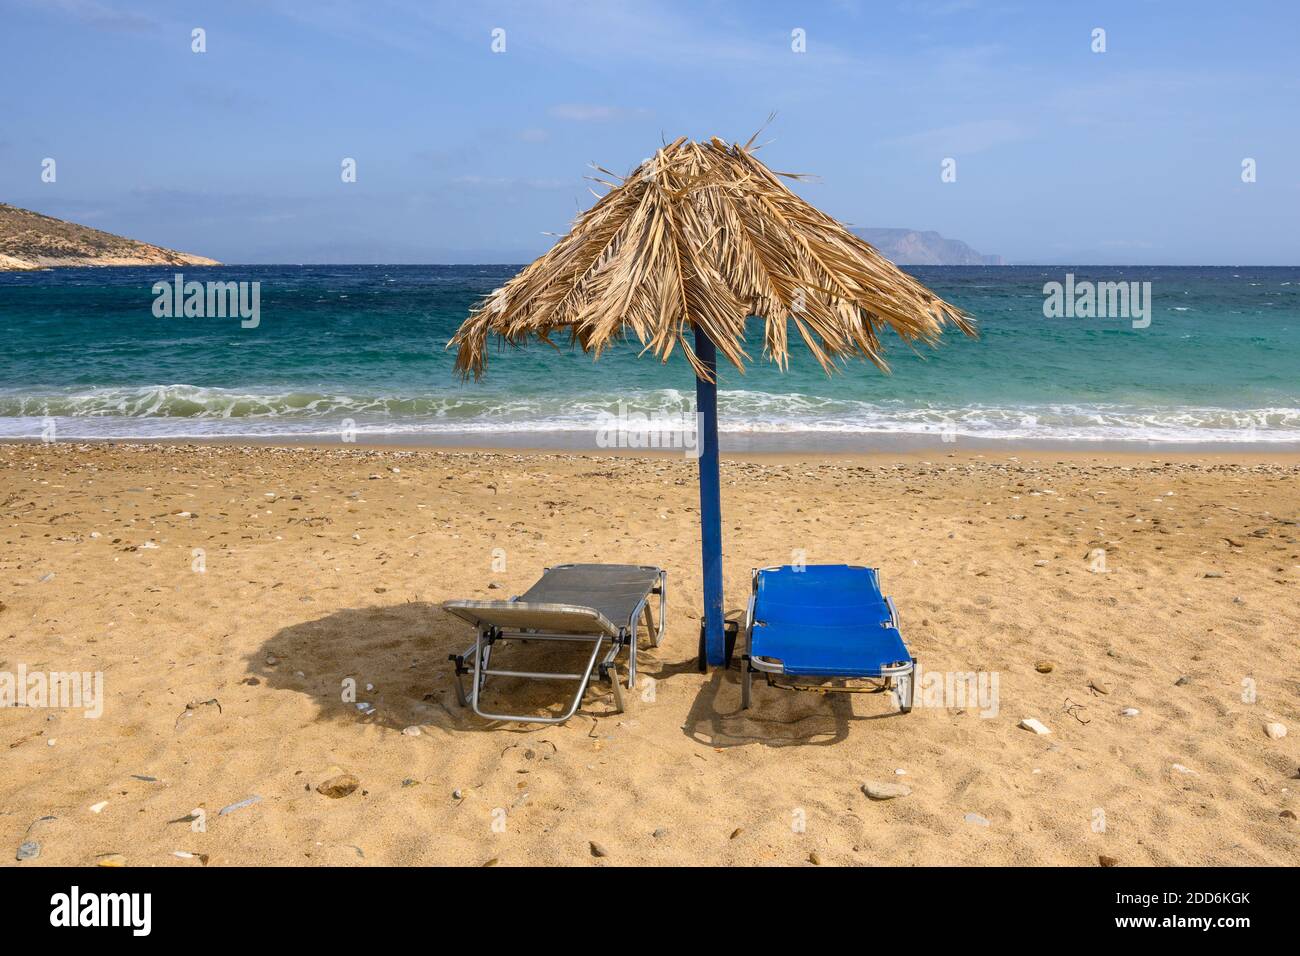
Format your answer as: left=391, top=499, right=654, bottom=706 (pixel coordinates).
left=2, top=0, right=1297, bottom=264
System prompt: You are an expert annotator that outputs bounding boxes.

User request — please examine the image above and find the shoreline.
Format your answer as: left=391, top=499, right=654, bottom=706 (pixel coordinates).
left=5, top=433, right=1300, bottom=463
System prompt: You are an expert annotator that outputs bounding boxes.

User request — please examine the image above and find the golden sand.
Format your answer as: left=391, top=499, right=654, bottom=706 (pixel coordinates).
left=2, top=442, right=1297, bottom=866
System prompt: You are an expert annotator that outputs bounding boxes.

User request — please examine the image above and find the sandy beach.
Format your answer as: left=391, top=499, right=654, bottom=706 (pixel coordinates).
left=1, top=441, right=1297, bottom=867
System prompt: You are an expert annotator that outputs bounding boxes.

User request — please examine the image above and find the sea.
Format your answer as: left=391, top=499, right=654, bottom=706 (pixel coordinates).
left=1, top=264, right=1296, bottom=450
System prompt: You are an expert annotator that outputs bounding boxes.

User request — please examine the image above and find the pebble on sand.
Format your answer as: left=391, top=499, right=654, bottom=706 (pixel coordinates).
left=1264, top=722, right=1287, bottom=740
left=401, top=726, right=422, bottom=737
left=317, top=774, right=360, bottom=799
left=1120, top=707, right=1140, bottom=717
left=964, top=813, right=990, bottom=827
left=589, top=841, right=609, bottom=858
left=1019, top=718, right=1051, bottom=735
left=89, top=801, right=108, bottom=814
left=862, top=780, right=913, bottom=800
left=1034, top=661, right=1054, bottom=673
left=16, top=841, right=40, bottom=862
left=1099, top=855, right=1120, bottom=867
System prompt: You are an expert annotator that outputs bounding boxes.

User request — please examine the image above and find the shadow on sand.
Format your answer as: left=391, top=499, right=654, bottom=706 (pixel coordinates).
left=250, top=602, right=658, bottom=734
left=248, top=604, right=903, bottom=746
left=681, top=663, right=902, bottom=748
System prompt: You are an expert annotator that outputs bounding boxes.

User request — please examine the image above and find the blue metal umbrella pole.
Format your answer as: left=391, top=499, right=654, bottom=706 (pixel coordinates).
left=693, top=324, right=726, bottom=668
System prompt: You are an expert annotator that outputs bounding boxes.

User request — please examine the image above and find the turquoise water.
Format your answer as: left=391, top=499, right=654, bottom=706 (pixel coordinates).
left=0, top=265, right=1296, bottom=445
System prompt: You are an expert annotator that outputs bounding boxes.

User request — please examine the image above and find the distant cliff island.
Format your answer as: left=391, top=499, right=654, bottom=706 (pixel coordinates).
left=0, top=202, right=1000, bottom=271
left=853, top=228, right=1004, bottom=266
left=0, top=203, right=218, bottom=271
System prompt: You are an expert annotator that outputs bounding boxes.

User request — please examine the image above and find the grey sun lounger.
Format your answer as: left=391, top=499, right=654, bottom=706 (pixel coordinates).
left=444, top=563, right=666, bottom=724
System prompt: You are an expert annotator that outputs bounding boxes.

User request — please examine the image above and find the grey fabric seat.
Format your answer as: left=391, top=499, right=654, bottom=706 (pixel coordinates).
left=516, top=564, right=664, bottom=628
left=444, top=563, right=667, bottom=725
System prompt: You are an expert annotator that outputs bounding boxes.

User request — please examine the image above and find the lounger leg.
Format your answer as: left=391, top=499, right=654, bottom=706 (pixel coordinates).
left=899, top=658, right=916, bottom=714
left=741, top=655, right=752, bottom=710
left=652, top=570, right=667, bottom=646
left=452, top=666, right=468, bottom=708
left=627, top=635, right=637, bottom=691
left=603, top=664, right=625, bottom=714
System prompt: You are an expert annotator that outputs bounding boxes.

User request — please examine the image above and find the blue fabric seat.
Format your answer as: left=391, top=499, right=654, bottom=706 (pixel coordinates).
left=749, top=565, right=910, bottom=678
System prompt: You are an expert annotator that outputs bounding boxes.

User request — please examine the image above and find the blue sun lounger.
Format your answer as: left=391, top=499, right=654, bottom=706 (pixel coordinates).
left=741, top=564, right=915, bottom=711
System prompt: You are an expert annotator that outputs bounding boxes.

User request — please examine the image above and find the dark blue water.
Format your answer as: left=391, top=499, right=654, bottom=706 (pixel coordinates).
left=0, top=265, right=1296, bottom=444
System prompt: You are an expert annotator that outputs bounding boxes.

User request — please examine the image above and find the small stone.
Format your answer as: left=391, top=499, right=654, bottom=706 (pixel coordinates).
left=1087, top=678, right=1112, bottom=695
left=16, top=841, right=39, bottom=862
left=1019, top=718, right=1051, bottom=735
left=452, top=789, right=464, bottom=800
left=862, top=780, right=912, bottom=800
left=96, top=854, right=127, bottom=867
left=1264, top=722, right=1287, bottom=740
left=481, top=857, right=499, bottom=867
left=1171, top=763, right=1198, bottom=775
left=1202, top=571, right=1223, bottom=578
left=402, top=726, right=422, bottom=737
left=265, top=654, right=279, bottom=666
left=808, top=850, right=822, bottom=865
left=589, top=841, right=609, bottom=858
left=964, top=813, right=990, bottom=827
left=1120, top=707, right=1140, bottom=717
left=89, top=801, right=108, bottom=814
left=729, top=827, right=743, bottom=840
left=39, top=572, right=55, bottom=583
left=652, top=827, right=668, bottom=839
left=1174, top=676, right=1190, bottom=686
left=1099, top=855, right=1120, bottom=867
left=1034, top=661, right=1054, bottom=673
left=317, top=774, right=360, bottom=798
left=487, top=582, right=502, bottom=589
left=1279, top=810, right=1296, bottom=821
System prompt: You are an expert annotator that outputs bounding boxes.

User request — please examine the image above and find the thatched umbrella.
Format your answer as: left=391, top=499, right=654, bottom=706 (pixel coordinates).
left=451, top=134, right=974, bottom=668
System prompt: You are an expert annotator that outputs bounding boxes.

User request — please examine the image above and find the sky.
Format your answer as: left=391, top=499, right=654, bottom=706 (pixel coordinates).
left=2, top=0, right=1297, bottom=265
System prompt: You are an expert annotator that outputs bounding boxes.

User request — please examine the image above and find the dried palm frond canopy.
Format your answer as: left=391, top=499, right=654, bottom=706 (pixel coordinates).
left=451, top=135, right=975, bottom=381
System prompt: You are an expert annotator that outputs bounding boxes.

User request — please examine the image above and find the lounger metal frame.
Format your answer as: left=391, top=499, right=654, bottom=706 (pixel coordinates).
left=740, top=566, right=916, bottom=712
left=448, top=565, right=667, bottom=724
